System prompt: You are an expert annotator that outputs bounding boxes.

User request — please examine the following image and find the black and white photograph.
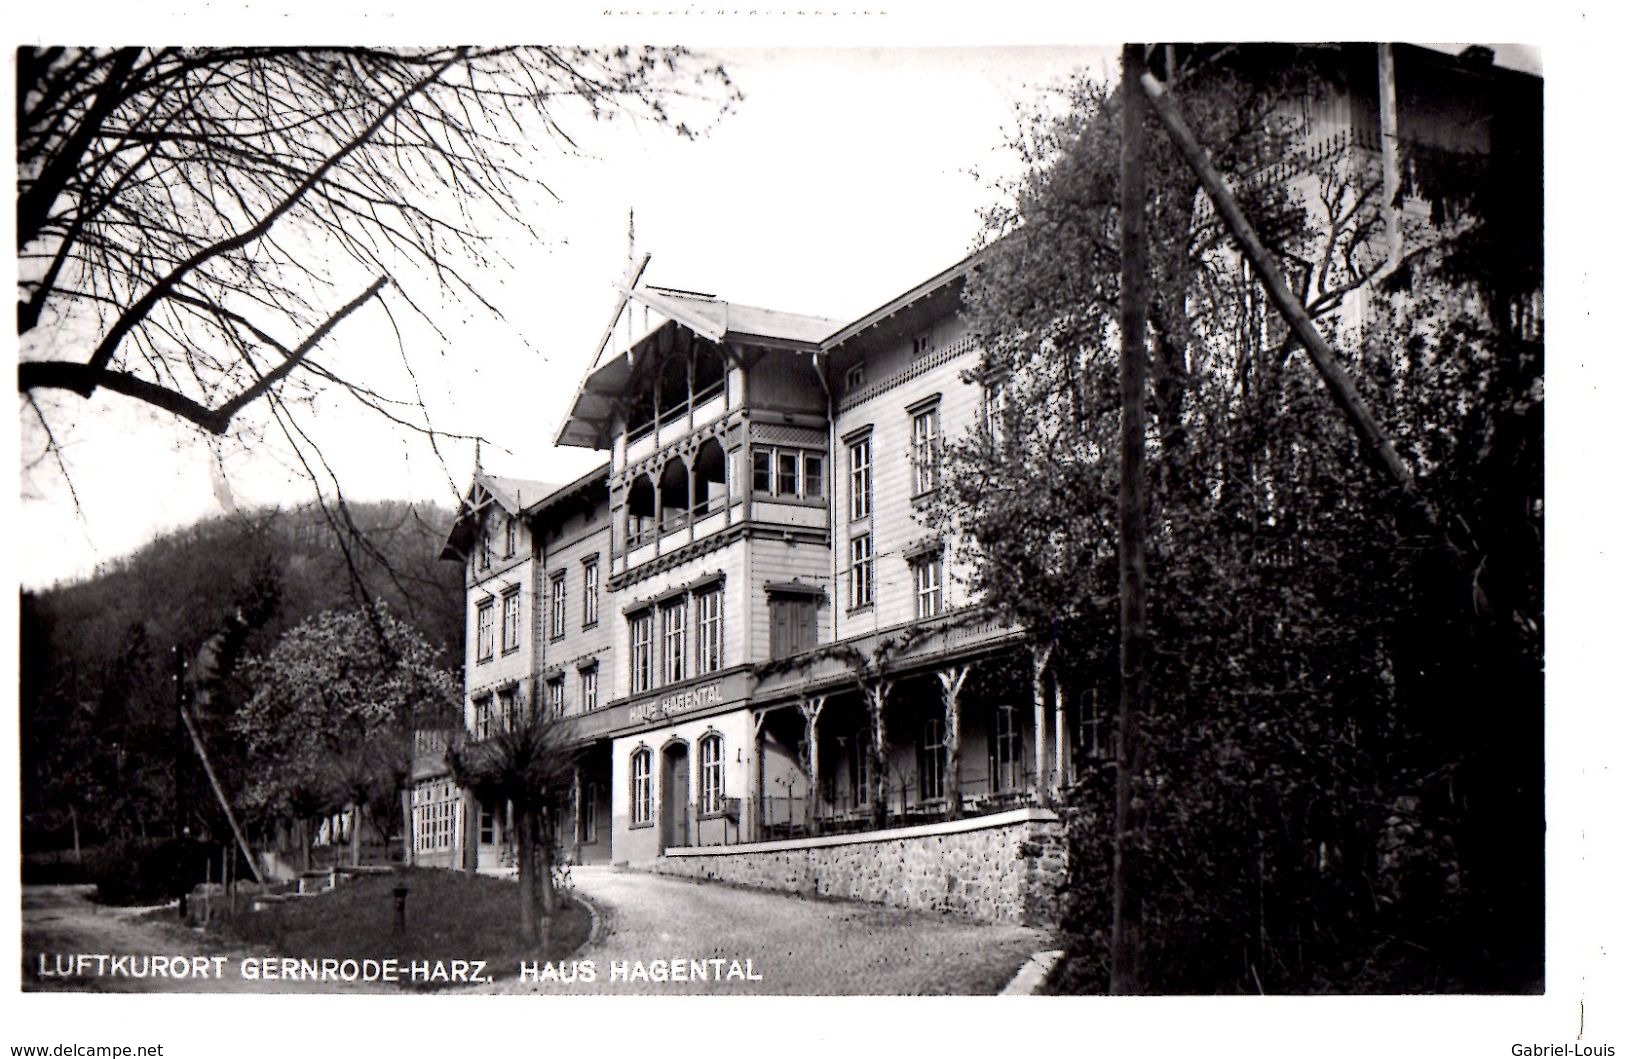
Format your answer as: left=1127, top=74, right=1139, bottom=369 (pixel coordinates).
left=7, top=5, right=1614, bottom=1056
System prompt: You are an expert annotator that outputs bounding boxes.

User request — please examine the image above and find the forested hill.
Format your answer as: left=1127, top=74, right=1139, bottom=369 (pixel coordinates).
left=20, top=499, right=463, bottom=852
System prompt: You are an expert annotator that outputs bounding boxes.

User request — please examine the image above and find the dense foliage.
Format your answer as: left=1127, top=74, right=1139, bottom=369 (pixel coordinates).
left=20, top=500, right=461, bottom=859
left=940, top=47, right=1541, bottom=993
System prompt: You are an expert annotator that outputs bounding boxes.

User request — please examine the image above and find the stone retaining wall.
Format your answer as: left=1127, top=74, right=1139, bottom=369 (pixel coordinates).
left=642, top=807, right=1066, bottom=926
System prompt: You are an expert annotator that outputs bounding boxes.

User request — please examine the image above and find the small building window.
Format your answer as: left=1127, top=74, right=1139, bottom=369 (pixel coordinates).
left=473, top=695, right=493, bottom=741
left=984, top=377, right=1009, bottom=450
left=501, top=589, right=521, bottom=653
left=769, top=594, right=817, bottom=660
left=550, top=572, right=567, bottom=640
left=479, top=806, right=496, bottom=845
left=695, top=584, right=724, bottom=674
left=475, top=600, right=495, bottom=662
left=631, top=748, right=653, bottom=825
left=662, top=597, right=688, bottom=685
left=848, top=436, right=872, bottom=520
left=478, top=524, right=492, bottom=571
left=583, top=558, right=600, bottom=627
left=580, top=665, right=599, bottom=712
left=497, top=686, right=517, bottom=733
left=912, top=327, right=935, bottom=357
left=845, top=363, right=866, bottom=392
left=919, top=717, right=947, bottom=801
left=699, top=733, right=725, bottom=815
left=578, top=783, right=598, bottom=844
left=851, top=728, right=871, bottom=808
left=548, top=676, right=565, bottom=718
left=911, top=405, right=941, bottom=495
left=504, top=516, right=518, bottom=558
left=850, top=533, right=874, bottom=609
left=752, top=447, right=826, bottom=500
left=630, top=611, right=655, bottom=694
left=993, top=704, right=1023, bottom=792
left=912, top=551, right=943, bottom=619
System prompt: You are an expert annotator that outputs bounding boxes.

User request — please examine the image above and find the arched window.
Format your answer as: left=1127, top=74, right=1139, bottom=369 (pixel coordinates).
left=658, top=458, right=689, bottom=532
left=691, top=438, right=728, bottom=517
left=698, top=733, right=725, bottom=815
left=692, top=341, right=725, bottom=402
left=626, top=474, right=656, bottom=547
left=631, top=747, right=653, bottom=825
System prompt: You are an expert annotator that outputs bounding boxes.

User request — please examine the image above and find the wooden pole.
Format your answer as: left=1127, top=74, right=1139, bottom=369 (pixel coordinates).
left=1111, top=42, right=1151, bottom=997
left=937, top=666, right=971, bottom=820
left=178, top=700, right=265, bottom=883
left=1137, top=69, right=1457, bottom=556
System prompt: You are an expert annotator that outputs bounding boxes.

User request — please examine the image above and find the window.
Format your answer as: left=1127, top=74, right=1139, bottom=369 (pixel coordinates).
left=580, top=665, right=599, bottom=712
left=583, top=558, right=600, bottom=627
left=911, top=405, right=941, bottom=495
left=549, top=572, right=567, bottom=640
left=699, top=733, right=725, bottom=815
left=912, top=551, right=943, bottom=619
left=473, top=695, right=493, bottom=741
left=848, top=436, right=872, bottom=520
left=850, top=533, right=874, bottom=609
left=661, top=598, right=688, bottom=685
left=412, top=780, right=455, bottom=853
left=501, top=589, right=521, bottom=653
left=504, top=516, right=517, bottom=558
left=479, top=807, right=496, bottom=845
left=631, top=748, right=653, bottom=826
left=912, top=327, right=935, bottom=357
left=919, top=717, right=947, bottom=801
left=984, top=377, right=1008, bottom=450
left=497, top=686, right=517, bottom=733
left=845, top=363, right=865, bottom=391
left=630, top=611, right=655, bottom=694
left=475, top=600, right=495, bottom=662
left=478, top=525, right=492, bottom=571
left=751, top=447, right=825, bottom=500
left=548, top=676, right=565, bottom=718
left=695, top=585, right=724, bottom=674
left=993, top=705, right=1023, bottom=792
left=851, top=729, right=871, bottom=807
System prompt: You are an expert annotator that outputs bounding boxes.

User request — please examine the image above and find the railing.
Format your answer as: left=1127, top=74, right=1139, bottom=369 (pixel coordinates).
left=753, top=772, right=1038, bottom=843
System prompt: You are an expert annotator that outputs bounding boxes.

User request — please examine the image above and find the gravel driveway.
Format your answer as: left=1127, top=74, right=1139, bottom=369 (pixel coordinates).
left=491, top=865, right=1049, bottom=995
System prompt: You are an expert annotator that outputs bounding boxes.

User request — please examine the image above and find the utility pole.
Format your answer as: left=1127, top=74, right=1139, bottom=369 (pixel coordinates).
left=1111, top=41, right=1151, bottom=996
left=172, top=644, right=187, bottom=838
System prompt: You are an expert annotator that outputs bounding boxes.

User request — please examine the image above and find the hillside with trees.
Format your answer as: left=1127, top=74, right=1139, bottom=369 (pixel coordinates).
left=20, top=499, right=462, bottom=863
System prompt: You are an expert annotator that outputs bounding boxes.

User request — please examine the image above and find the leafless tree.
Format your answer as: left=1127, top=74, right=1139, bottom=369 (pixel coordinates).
left=16, top=46, right=738, bottom=489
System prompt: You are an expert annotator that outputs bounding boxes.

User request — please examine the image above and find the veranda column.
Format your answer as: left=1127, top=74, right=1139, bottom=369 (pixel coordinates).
left=937, top=665, right=971, bottom=820
left=865, top=678, right=892, bottom=829
left=1032, top=642, right=1053, bottom=806
left=752, top=710, right=767, bottom=841
left=798, top=695, right=827, bottom=834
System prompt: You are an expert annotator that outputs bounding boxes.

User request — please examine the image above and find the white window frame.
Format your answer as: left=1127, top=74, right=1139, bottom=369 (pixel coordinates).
left=848, top=436, right=872, bottom=520
left=580, top=665, right=599, bottom=712
left=550, top=572, right=567, bottom=640
left=583, top=559, right=600, bottom=627
left=699, top=733, right=725, bottom=815
left=497, top=686, right=517, bottom=732
left=504, top=516, right=517, bottom=558
left=548, top=676, right=565, bottom=718
left=475, top=600, right=495, bottom=662
left=911, top=405, right=941, bottom=495
left=912, top=551, right=943, bottom=619
left=631, top=748, right=653, bottom=825
left=752, top=446, right=826, bottom=500
left=695, top=585, right=724, bottom=674
left=662, top=597, right=688, bottom=685
left=473, top=695, right=493, bottom=741
left=630, top=611, right=655, bottom=694
left=501, top=589, right=521, bottom=653
left=850, top=533, right=874, bottom=609
left=984, top=377, right=1008, bottom=450
left=920, top=716, right=947, bottom=801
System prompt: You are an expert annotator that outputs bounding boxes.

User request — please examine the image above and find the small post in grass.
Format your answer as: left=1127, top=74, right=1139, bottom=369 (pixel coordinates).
left=392, top=883, right=409, bottom=935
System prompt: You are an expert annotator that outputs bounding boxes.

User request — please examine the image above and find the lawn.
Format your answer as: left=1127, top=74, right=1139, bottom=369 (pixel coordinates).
left=198, top=868, right=590, bottom=989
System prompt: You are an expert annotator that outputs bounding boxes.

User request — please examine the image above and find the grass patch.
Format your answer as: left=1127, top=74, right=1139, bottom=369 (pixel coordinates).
left=199, top=868, right=589, bottom=989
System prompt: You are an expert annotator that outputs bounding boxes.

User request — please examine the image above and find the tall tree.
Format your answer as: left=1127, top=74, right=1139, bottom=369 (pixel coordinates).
left=941, top=45, right=1541, bottom=992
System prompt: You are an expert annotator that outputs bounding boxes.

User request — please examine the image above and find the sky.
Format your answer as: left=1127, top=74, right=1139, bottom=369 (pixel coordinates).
left=16, top=44, right=1117, bottom=588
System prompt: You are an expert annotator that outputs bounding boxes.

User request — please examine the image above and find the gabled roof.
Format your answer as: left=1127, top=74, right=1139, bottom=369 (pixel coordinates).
left=555, top=282, right=841, bottom=450
left=438, top=472, right=559, bottom=561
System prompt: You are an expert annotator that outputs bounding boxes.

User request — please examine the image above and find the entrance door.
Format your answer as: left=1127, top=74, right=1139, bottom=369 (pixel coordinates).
left=661, top=742, right=691, bottom=851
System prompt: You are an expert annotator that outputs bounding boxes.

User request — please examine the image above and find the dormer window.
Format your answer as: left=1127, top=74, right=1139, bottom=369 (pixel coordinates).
left=504, top=516, right=518, bottom=558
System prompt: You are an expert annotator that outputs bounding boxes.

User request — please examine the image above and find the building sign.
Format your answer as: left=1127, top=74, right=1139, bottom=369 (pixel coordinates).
left=630, top=681, right=724, bottom=724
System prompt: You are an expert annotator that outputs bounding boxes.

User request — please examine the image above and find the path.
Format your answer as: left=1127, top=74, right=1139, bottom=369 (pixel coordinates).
left=491, top=865, right=1048, bottom=995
